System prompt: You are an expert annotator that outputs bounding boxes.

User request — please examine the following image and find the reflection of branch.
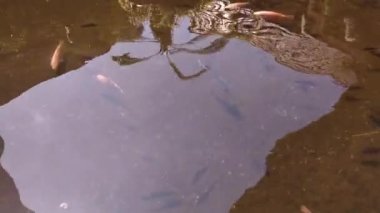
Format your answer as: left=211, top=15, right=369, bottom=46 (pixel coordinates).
left=132, top=38, right=160, bottom=43
left=173, top=34, right=210, bottom=47
left=112, top=52, right=157, bottom=65
left=165, top=52, right=207, bottom=80
left=169, top=37, right=229, bottom=55
left=111, top=50, right=207, bottom=80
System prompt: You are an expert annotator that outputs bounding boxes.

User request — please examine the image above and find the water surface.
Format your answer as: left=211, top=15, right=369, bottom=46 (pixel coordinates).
left=0, top=0, right=379, bottom=212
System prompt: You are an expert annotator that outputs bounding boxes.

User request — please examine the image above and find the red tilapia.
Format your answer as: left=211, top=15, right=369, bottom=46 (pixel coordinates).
left=254, top=11, right=294, bottom=22
left=50, top=40, right=65, bottom=70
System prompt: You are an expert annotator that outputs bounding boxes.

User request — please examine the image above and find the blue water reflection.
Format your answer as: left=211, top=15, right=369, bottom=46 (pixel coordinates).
left=0, top=20, right=344, bottom=213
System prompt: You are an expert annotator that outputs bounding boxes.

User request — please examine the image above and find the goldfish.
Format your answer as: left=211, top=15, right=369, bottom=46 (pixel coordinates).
left=300, top=205, right=312, bottom=213
left=224, top=2, right=294, bottom=23
left=254, top=11, right=294, bottom=22
left=50, top=40, right=65, bottom=71
left=96, top=74, right=125, bottom=94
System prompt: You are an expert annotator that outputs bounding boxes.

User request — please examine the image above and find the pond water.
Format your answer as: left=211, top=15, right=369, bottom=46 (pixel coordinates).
left=0, top=0, right=379, bottom=213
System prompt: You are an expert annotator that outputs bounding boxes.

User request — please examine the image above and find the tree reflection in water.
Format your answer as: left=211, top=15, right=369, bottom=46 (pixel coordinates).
left=117, top=0, right=358, bottom=86
left=114, top=0, right=235, bottom=80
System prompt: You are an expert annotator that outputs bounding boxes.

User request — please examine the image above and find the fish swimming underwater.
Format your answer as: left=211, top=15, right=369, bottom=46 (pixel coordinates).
left=50, top=40, right=65, bottom=71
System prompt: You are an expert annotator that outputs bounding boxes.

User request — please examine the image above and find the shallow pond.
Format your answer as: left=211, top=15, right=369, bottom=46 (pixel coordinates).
left=0, top=0, right=379, bottom=212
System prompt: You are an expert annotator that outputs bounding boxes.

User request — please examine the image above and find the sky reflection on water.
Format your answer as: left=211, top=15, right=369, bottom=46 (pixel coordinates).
left=0, top=20, right=345, bottom=212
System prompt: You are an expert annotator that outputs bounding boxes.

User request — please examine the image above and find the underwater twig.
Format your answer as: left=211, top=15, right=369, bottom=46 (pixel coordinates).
left=169, top=37, right=229, bottom=55
left=172, top=34, right=210, bottom=47
left=65, top=25, right=74, bottom=44
left=352, top=130, right=380, bottom=137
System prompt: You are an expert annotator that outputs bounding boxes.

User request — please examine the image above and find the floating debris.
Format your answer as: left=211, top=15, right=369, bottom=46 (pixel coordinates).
left=112, top=53, right=147, bottom=66
left=64, top=25, right=73, bottom=44
left=344, top=18, right=356, bottom=42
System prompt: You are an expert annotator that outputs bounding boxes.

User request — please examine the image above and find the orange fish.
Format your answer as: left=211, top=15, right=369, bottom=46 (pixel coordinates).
left=300, top=205, right=312, bottom=213
left=96, top=74, right=125, bottom=94
left=254, top=11, right=294, bottom=23
left=50, top=40, right=65, bottom=71
left=225, top=2, right=251, bottom=10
